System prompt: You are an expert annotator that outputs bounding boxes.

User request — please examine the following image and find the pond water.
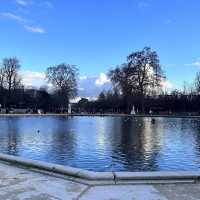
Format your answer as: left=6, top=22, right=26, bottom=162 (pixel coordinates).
left=0, top=116, right=200, bottom=172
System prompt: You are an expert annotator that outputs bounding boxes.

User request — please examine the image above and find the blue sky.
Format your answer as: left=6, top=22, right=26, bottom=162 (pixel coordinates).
left=1, top=0, right=200, bottom=91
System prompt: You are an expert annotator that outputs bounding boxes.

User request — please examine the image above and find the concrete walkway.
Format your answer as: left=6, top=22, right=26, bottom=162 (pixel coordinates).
left=0, top=162, right=200, bottom=200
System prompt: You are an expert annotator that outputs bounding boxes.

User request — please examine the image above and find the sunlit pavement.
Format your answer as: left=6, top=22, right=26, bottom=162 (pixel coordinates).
left=0, top=162, right=200, bottom=200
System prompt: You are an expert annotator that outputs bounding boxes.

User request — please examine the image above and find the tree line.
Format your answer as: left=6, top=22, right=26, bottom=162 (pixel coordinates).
left=0, top=57, right=78, bottom=112
left=75, top=47, right=200, bottom=114
left=1, top=47, right=200, bottom=114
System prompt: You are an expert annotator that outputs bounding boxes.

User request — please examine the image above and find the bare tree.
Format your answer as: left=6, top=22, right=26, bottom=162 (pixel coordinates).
left=109, top=47, right=164, bottom=113
left=0, top=68, right=5, bottom=92
left=127, top=47, right=164, bottom=97
left=195, top=72, right=200, bottom=94
left=109, top=63, right=133, bottom=98
left=46, top=63, right=78, bottom=110
left=2, top=57, right=21, bottom=98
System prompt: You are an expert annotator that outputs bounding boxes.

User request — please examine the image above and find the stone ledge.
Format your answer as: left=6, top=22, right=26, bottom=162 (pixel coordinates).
left=0, top=113, right=200, bottom=118
left=114, top=171, right=200, bottom=181
left=0, top=153, right=200, bottom=184
left=0, top=153, right=114, bottom=181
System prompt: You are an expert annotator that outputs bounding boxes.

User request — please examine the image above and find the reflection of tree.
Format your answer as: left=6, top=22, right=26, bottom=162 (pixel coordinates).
left=109, top=117, right=164, bottom=171
left=193, top=120, right=200, bottom=167
left=3, top=116, right=200, bottom=172
left=44, top=116, right=76, bottom=165
left=179, top=118, right=200, bottom=169
left=3, top=117, right=21, bottom=155
left=140, top=118, right=164, bottom=170
left=193, top=120, right=200, bottom=148
left=0, top=116, right=77, bottom=166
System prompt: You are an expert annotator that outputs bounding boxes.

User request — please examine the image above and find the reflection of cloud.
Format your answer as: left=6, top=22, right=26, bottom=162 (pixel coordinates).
left=96, top=118, right=107, bottom=148
left=142, top=118, right=164, bottom=156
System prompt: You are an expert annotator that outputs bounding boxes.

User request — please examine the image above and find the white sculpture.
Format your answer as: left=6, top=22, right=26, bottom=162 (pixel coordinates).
left=68, top=103, right=72, bottom=114
left=131, top=105, right=136, bottom=115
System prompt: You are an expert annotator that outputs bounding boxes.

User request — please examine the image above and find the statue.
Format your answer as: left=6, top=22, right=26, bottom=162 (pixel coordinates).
left=68, top=103, right=72, bottom=114
left=131, top=105, right=136, bottom=115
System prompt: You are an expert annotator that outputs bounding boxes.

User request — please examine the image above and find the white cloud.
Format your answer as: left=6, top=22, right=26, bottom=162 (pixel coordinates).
left=20, top=70, right=112, bottom=98
left=70, top=96, right=98, bottom=103
left=70, top=97, right=82, bottom=103
left=79, top=76, right=87, bottom=80
left=185, top=59, right=200, bottom=68
left=1, top=12, right=26, bottom=23
left=78, top=87, right=85, bottom=91
left=16, top=0, right=29, bottom=6
left=190, top=61, right=200, bottom=67
left=161, top=80, right=173, bottom=89
left=20, top=70, right=45, bottom=87
left=95, top=73, right=110, bottom=86
left=19, top=69, right=175, bottom=99
left=1, top=12, right=45, bottom=34
left=24, top=25, right=46, bottom=33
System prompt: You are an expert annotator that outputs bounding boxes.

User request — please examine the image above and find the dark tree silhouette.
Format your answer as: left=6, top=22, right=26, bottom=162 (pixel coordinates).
left=2, top=57, right=22, bottom=98
left=46, top=63, right=78, bottom=110
left=1, top=55, right=200, bottom=115
left=195, top=72, right=200, bottom=94
left=0, top=68, right=5, bottom=92
left=109, top=47, right=165, bottom=113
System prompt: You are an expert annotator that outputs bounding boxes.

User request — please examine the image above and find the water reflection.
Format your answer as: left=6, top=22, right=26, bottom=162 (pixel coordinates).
left=0, top=117, right=21, bottom=155
left=0, top=116, right=200, bottom=171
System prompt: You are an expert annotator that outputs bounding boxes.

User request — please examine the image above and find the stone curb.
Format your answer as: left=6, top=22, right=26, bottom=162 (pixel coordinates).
left=0, top=114, right=200, bottom=118
left=0, top=153, right=200, bottom=182
left=0, top=153, right=114, bottom=181
left=113, top=171, right=200, bottom=180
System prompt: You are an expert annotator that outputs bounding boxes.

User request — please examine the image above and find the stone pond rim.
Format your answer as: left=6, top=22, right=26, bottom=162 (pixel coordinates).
left=0, top=153, right=200, bottom=184
left=0, top=113, right=200, bottom=118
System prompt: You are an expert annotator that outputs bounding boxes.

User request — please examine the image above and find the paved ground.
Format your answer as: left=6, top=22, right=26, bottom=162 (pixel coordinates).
left=0, top=162, right=200, bottom=200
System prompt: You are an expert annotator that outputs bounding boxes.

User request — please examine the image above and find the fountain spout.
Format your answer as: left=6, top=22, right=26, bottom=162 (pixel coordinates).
left=131, top=105, right=136, bottom=115
left=68, top=103, right=72, bottom=114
